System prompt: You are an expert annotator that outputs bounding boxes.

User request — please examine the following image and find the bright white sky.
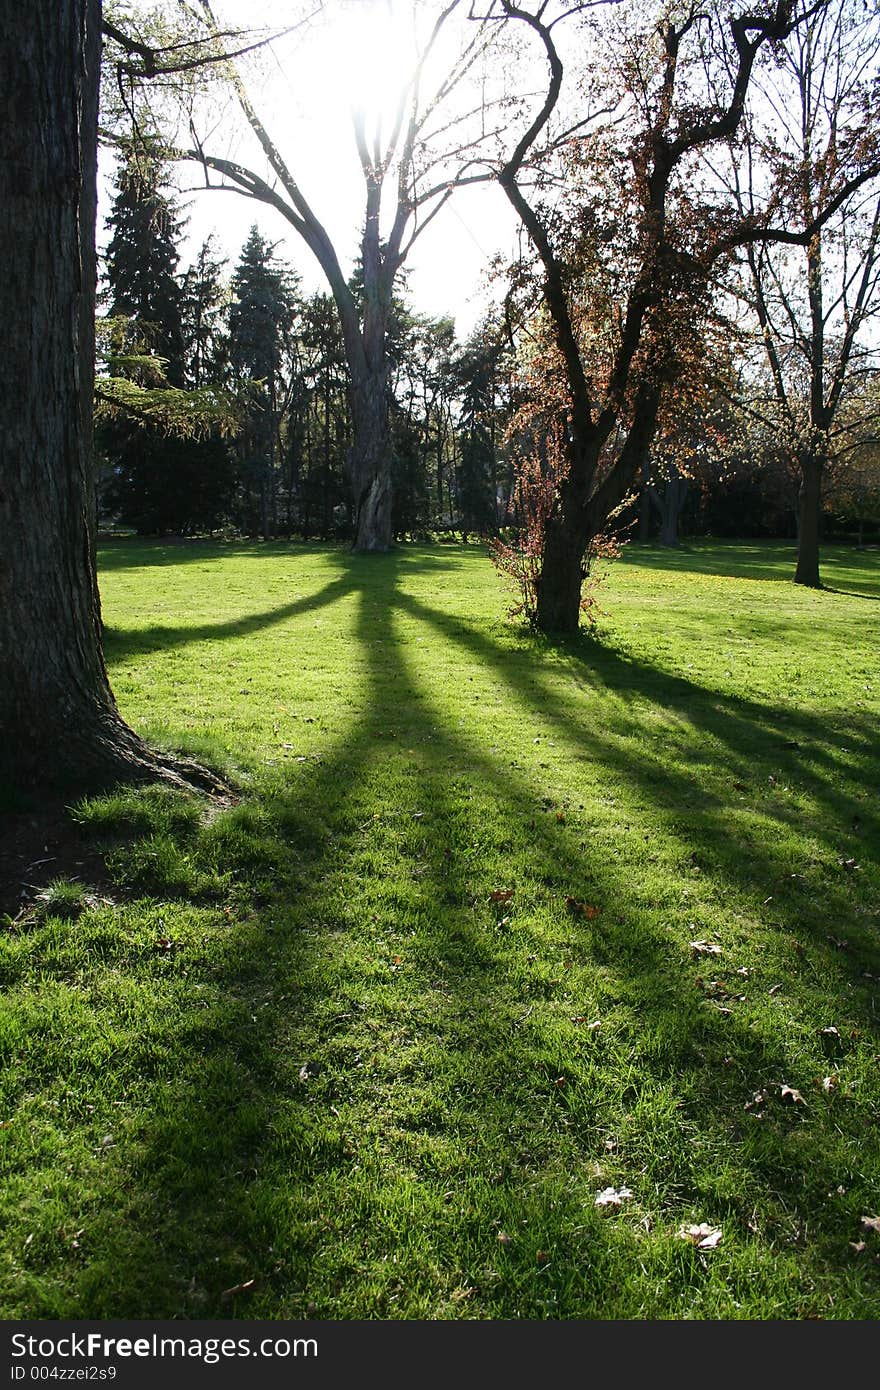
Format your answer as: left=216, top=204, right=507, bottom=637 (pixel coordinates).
left=99, top=0, right=527, bottom=337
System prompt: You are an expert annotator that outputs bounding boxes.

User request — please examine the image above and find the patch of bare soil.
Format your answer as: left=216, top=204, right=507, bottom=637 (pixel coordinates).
left=0, top=799, right=115, bottom=919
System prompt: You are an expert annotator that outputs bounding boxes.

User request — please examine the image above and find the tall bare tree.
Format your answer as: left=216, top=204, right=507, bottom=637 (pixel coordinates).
left=483, top=0, right=880, bottom=631
left=720, top=0, right=880, bottom=585
left=116, top=0, right=512, bottom=551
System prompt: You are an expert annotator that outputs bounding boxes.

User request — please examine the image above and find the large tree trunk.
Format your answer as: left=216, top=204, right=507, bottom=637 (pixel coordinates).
left=534, top=511, right=588, bottom=634
left=0, top=0, right=219, bottom=795
left=794, top=454, right=823, bottom=587
left=349, top=361, right=392, bottom=552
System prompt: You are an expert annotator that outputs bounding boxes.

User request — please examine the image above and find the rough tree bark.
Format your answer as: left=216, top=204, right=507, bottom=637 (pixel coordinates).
left=0, top=0, right=221, bottom=794
left=794, top=452, right=823, bottom=586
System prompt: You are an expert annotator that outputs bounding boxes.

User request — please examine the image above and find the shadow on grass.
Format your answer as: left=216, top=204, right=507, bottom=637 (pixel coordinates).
left=622, top=541, right=880, bottom=597
left=14, top=552, right=878, bottom=1318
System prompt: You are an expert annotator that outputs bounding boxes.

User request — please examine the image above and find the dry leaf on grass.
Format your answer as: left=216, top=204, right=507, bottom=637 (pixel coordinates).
left=221, top=1279, right=255, bottom=1299
left=566, top=898, right=600, bottom=919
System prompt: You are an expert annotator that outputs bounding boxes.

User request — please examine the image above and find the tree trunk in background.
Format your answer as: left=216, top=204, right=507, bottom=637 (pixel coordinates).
left=794, top=454, right=823, bottom=587
left=349, top=360, right=392, bottom=551
left=647, top=469, right=689, bottom=547
left=0, top=1, right=219, bottom=794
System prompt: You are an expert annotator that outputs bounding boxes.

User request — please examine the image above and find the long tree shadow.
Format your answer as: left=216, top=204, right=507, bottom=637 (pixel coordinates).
left=396, top=590, right=880, bottom=891
left=8, top=552, right=878, bottom=1318
left=96, top=537, right=354, bottom=573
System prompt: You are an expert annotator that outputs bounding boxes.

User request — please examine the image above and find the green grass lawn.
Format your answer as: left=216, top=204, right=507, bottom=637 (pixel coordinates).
left=1, top=538, right=878, bottom=1319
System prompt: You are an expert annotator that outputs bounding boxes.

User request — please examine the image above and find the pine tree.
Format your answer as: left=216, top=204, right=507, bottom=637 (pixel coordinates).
left=228, top=227, right=299, bottom=538
left=454, top=327, right=508, bottom=540
left=100, top=151, right=238, bottom=535
left=104, top=142, right=185, bottom=385
left=180, top=235, right=230, bottom=388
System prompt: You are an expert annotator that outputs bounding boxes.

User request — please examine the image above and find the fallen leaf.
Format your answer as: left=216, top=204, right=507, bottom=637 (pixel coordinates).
left=566, top=898, right=600, bottom=918
left=221, top=1279, right=256, bottom=1299
left=690, top=940, right=721, bottom=956
left=860, top=1215, right=880, bottom=1235
left=595, top=1186, right=633, bottom=1208
left=489, top=889, right=514, bottom=904
left=780, top=1084, right=805, bottom=1105
left=679, top=1223, right=722, bottom=1249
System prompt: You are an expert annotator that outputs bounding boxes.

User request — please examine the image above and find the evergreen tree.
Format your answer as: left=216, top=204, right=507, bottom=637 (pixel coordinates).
left=100, top=148, right=236, bottom=534
left=228, top=227, right=299, bottom=538
left=104, top=142, right=185, bottom=385
left=453, top=326, right=510, bottom=539
left=298, top=292, right=351, bottom=540
left=180, top=235, right=230, bottom=388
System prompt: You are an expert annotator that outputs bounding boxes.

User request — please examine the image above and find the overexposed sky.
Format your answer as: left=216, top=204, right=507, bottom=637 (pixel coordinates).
left=99, top=0, right=528, bottom=337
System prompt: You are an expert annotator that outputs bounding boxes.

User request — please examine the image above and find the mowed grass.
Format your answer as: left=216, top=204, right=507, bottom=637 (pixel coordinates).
left=1, top=538, right=878, bottom=1319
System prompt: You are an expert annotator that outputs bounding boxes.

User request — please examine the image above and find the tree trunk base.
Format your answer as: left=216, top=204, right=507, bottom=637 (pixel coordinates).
left=2, top=707, right=230, bottom=800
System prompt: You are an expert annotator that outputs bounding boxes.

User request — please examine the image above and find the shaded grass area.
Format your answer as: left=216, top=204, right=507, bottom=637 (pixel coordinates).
left=1, top=539, right=878, bottom=1319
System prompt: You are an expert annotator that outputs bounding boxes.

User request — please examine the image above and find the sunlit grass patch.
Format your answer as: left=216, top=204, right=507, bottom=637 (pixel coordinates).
left=0, top=537, right=878, bottom=1319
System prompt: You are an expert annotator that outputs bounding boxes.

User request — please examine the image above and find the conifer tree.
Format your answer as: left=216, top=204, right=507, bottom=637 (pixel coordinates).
left=180, top=234, right=230, bottom=388
left=101, top=150, right=238, bottom=534
left=228, top=227, right=299, bottom=537
left=104, top=142, right=186, bottom=385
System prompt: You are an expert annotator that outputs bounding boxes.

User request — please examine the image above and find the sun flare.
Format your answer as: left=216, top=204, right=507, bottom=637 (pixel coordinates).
left=321, top=0, right=419, bottom=139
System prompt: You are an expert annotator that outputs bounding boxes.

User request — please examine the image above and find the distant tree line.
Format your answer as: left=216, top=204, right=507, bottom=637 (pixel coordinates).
left=98, top=139, right=879, bottom=557
left=97, top=144, right=517, bottom=544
